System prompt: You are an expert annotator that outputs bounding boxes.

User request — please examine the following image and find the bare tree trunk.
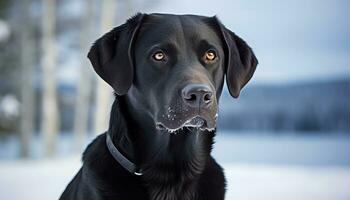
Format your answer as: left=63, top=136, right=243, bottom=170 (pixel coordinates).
left=93, top=0, right=115, bottom=135
left=41, top=0, right=59, bottom=157
left=19, top=0, right=35, bottom=158
left=73, top=0, right=95, bottom=152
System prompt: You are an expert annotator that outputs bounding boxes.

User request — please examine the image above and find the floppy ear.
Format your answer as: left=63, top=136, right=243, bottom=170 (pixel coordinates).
left=214, top=17, right=258, bottom=98
left=87, top=13, right=145, bottom=95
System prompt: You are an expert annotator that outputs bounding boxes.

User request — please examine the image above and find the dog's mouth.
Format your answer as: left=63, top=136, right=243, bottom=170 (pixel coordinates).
left=155, top=115, right=217, bottom=133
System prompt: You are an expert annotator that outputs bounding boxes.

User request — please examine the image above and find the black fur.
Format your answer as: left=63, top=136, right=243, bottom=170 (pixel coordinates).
left=60, top=13, right=257, bottom=200
left=60, top=98, right=226, bottom=200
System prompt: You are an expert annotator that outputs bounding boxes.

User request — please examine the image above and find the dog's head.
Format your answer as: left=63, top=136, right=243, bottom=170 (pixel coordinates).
left=88, top=13, right=257, bottom=133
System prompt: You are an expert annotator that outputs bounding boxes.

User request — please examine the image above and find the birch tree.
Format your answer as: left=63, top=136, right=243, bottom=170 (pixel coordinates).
left=41, top=0, right=59, bottom=157
left=19, top=0, right=36, bottom=158
left=73, top=0, right=96, bottom=151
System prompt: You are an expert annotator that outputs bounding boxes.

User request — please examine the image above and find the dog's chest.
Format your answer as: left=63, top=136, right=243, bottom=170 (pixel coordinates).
left=147, top=183, right=197, bottom=200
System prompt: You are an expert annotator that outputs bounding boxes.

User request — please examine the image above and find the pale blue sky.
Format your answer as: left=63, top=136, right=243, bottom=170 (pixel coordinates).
left=135, top=0, right=350, bottom=84
left=59, top=0, right=350, bottom=85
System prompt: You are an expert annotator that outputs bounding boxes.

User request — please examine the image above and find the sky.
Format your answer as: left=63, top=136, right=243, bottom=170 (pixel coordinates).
left=57, top=0, right=350, bottom=86
left=137, top=0, right=350, bottom=84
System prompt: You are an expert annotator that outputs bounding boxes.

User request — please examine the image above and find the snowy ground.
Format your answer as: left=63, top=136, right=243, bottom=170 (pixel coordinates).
left=0, top=156, right=350, bottom=200
left=1, top=132, right=350, bottom=200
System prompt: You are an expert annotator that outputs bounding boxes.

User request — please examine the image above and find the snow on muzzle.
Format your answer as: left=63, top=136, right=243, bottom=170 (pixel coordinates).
left=155, top=115, right=216, bottom=133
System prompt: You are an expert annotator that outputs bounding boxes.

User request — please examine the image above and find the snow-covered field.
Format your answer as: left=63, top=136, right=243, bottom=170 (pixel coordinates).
left=0, top=156, right=350, bottom=200
left=1, top=132, right=350, bottom=200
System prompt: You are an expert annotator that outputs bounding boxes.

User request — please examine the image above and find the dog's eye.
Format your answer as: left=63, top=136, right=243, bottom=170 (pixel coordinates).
left=152, top=51, right=165, bottom=61
left=204, top=50, right=217, bottom=61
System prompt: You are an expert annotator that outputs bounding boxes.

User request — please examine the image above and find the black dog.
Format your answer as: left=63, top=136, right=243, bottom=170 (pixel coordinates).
left=60, top=13, right=257, bottom=200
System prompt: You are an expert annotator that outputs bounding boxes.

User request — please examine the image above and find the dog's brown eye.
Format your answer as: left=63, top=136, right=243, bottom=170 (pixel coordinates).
left=153, top=51, right=165, bottom=61
left=204, top=50, right=217, bottom=61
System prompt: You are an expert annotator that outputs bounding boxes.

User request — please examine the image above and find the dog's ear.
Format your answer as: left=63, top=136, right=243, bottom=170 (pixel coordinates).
left=213, top=17, right=258, bottom=98
left=88, top=13, right=145, bottom=95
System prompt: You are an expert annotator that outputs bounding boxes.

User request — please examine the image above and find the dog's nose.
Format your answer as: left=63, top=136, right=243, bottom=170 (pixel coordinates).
left=181, top=84, right=213, bottom=107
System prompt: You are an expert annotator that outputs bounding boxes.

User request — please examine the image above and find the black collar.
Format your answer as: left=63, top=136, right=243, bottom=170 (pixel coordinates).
left=105, top=133, right=143, bottom=176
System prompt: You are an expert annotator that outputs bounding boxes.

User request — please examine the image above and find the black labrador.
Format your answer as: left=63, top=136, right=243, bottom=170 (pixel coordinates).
left=60, top=13, right=257, bottom=200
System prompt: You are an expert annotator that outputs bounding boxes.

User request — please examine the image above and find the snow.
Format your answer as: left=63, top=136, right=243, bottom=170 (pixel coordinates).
left=0, top=156, right=80, bottom=200
left=1, top=132, right=350, bottom=199
left=225, top=164, right=350, bottom=200
left=0, top=20, right=10, bottom=42
left=0, top=94, right=20, bottom=119
left=0, top=157, right=350, bottom=200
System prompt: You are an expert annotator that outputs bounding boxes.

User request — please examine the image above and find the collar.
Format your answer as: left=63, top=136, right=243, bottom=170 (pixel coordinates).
left=105, top=133, right=143, bottom=176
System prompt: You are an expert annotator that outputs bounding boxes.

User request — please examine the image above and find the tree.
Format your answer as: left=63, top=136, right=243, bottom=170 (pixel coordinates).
left=41, top=0, right=59, bottom=157
left=73, top=0, right=96, bottom=151
left=19, top=0, right=36, bottom=158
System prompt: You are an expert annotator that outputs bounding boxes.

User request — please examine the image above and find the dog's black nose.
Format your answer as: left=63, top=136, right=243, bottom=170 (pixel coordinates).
left=181, top=84, right=213, bottom=107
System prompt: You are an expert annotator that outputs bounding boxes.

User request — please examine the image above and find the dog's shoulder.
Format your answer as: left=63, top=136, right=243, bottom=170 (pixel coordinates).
left=62, top=133, right=149, bottom=200
left=82, top=133, right=107, bottom=165
left=60, top=135, right=107, bottom=200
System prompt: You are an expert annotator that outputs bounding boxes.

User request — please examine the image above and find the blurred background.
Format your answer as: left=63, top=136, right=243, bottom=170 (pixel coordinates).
left=0, top=0, right=349, bottom=199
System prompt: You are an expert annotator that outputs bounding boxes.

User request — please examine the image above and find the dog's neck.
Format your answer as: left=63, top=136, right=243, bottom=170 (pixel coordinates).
left=108, top=97, right=215, bottom=199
